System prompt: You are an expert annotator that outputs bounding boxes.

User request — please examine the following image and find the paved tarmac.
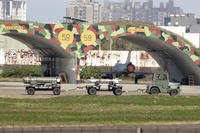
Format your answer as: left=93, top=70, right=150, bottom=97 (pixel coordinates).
left=0, top=82, right=200, bottom=132
left=0, top=82, right=199, bottom=98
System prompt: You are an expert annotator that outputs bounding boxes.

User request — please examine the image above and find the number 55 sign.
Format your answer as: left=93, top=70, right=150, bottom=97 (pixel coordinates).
left=81, top=30, right=96, bottom=46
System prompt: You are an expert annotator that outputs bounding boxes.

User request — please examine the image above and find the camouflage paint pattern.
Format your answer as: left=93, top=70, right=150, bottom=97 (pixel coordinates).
left=0, top=21, right=199, bottom=65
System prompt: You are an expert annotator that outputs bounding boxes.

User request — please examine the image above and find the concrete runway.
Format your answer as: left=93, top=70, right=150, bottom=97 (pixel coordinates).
left=0, top=82, right=199, bottom=98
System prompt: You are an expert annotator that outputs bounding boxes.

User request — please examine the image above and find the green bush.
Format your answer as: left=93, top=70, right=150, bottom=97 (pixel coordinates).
left=80, top=66, right=101, bottom=79
left=195, top=48, right=200, bottom=56
left=1, top=66, right=41, bottom=78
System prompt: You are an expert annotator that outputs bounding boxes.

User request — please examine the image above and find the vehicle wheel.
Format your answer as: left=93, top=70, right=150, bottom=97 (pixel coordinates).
left=113, top=87, right=122, bottom=96
left=87, top=87, right=97, bottom=95
left=150, top=87, right=159, bottom=95
left=169, top=89, right=178, bottom=96
left=53, top=87, right=61, bottom=95
left=27, top=87, right=35, bottom=95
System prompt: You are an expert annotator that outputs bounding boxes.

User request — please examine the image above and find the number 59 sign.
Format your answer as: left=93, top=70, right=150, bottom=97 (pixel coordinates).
left=81, top=30, right=96, bottom=46
left=58, top=30, right=74, bottom=47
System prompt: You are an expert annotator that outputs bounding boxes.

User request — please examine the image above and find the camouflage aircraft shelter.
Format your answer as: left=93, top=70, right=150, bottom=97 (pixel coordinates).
left=0, top=21, right=200, bottom=85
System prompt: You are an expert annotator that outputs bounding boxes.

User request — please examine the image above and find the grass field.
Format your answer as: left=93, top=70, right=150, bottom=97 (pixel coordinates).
left=1, top=95, right=200, bottom=126
left=0, top=77, right=22, bottom=82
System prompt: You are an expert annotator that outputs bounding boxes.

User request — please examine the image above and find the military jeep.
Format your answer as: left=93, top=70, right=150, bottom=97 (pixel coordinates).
left=146, top=72, right=181, bottom=96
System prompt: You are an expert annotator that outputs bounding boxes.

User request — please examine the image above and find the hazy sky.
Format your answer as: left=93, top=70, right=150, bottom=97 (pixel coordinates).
left=25, top=0, right=200, bottom=23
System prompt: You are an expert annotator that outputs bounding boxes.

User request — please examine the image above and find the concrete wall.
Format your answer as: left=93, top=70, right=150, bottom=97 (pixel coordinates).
left=80, top=50, right=159, bottom=68
left=1, top=125, right=200, bottom=133
left=184, top=33, right=200, bottom=48
left=0, top=35, right=29, bottom=49
left=167, top=59, right=184, bottom=82
left=160, top=26, right=200, bottom=48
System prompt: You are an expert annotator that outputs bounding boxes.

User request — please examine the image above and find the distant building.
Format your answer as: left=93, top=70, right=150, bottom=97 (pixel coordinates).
left=164, top=13, right=200, bottom=33
left=164, top=14, right=200, bottom=48
left=102, top=0, right=184, bottom=26
left=102, top=0, right=132, bottom=22
left=66, top=0, right=101, bottom=24
left=0, top=0, right=26, bottom=21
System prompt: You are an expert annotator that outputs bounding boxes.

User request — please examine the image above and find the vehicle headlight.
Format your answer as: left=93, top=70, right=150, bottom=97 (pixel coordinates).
left=56, top=78, right=61, bottom=83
